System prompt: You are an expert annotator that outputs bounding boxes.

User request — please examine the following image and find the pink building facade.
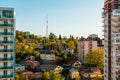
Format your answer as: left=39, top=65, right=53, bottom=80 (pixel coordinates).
left=78, top=40, right=97, bottom=63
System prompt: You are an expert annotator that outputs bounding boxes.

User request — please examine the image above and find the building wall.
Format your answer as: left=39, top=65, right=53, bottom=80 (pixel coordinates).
left=40, top=54, right=55, bottom=60
left=103, top=0, right=120, bottom=80
left=0, top=7, right=15, bottom=80
left=78, top=40, right=97, bottom=63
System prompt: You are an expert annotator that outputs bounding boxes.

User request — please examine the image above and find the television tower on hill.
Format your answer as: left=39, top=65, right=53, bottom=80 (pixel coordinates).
left=46, top=15, right=48, bottom=38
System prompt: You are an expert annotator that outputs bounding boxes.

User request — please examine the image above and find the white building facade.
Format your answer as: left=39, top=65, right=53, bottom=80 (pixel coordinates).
left=0, top=7, right=15, bottom=80
left=103, top=0, right=120, bottom=80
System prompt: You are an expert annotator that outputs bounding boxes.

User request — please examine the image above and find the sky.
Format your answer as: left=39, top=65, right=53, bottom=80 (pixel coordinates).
left=0, top=0, right=104, bottom=38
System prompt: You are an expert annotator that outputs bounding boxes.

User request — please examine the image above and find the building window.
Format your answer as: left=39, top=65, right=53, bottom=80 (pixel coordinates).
left=4, top=54, right=7, bottom=58
left=4, top=45, right=7, bottom=50
left=4, top=37, right=8, bottom=41
left=3, top=70, right=7, bottom=76
left=3, top=62, right=7, bottom=67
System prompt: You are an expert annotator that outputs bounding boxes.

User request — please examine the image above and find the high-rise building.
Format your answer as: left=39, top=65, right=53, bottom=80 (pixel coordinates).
left=103, top=0, right=120, bottom=80
left=78, top=40, right=97, bottom=63
left=0, top=7, right=15, bottom=80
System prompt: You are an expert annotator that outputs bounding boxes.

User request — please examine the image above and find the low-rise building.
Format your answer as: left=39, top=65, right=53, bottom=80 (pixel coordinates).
left=40, top=50, right=55, bottom=64
left=38, top=64, right=63, bottom=74
left=15, top=64, right=25, bottom=73
left=82, top=67, right=103, bottom=79
left=23, top=71, right=42, bottom=80
left=25, top=60, right=40, bottom=70
left=69, top=68, right=80, bottom=79
left=67, top=60, right=81, bottom=69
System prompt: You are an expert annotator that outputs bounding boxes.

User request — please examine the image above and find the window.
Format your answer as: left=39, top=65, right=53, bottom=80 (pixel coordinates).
left=4, top=45, right=7, bottom=50
left=4, top=37, right=8, bottom=41
left=4, top=54, right=7, bottom=58
left=3, top=70, right=7, bottom=76
left=4, top=29, right=8, bottom=33
left=3, top=62, right=7, bottom=67
left=118, top=0, right=120, bottom=3
left=2, top=10, right=13, bottom=18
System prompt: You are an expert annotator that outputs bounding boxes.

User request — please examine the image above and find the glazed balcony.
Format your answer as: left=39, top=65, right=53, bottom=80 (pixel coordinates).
left=0, top=24, right=13, bottom=27
left=0, top=65, right=13, bottom=69
left=112, top=18, right=120, bottom=22
left=0, top=74, right=13, bottom=78
left=116, top=65, right=120, bottom=69
left=0, top=41, right=13, bottom=44
left=0, top=49, right=13, bottom=52
left=0, top=32, right=13, bottom=35
left=113, top=33, right=120, bottom=38
left=112, top=41, right=120, bottom=45
left=112, top=24, right=120, bottom=27
left=116, top=52, right=120, bottom=57
left=0, top=57, right=13, bottom=61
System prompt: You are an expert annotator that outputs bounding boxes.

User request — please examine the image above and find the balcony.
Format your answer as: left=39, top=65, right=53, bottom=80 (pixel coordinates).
left=112, top=24, right=120, bottom=27
left=0, top=49, right=13, bottom=52
left=112, top=18, right=120, bottom=22
left=112, top=41, right=120, bottom=45
left=113, top=33, right=120, bottom=38
left=0, top=41, right=13, bottom=44
left=0, top=57, right=13, bottom=61
left=0, top=32, right=13, bottom=35
left=0, top=66, right=13, bottom=69
left=116, top=65, right=120, bottom=69
left=0, top=74, right=13, bottom=78
left=113, top=9, right=120, bottom=16
left=116, top=52, right=120, bottom=57
left=0, top=24, right=13, bottom=27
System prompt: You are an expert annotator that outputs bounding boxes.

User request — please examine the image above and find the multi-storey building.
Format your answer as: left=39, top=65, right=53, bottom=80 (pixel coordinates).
left=103, top=0, right=120, bottom=80
left=78, top=40, right=97, bottom=63
left=0, top=7, right=15, bottom=80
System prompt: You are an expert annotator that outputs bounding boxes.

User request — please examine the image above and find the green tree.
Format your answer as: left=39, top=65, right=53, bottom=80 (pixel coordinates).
left=85, top=50, right=104, bottom=71
left=33, top=51, right=40, bottom=59
left=94, top=76, right=104, bottom=80
left=42, top=72, right=51, bottom=80
left=26, top=46, right=33, bottom=55
left=17, top=35, right=24, bottom=42
left=16, top=72, right=28, bottom=80
left=49, top=32, right=57, bottom=42
left=68, top=41, right=75, bottom=50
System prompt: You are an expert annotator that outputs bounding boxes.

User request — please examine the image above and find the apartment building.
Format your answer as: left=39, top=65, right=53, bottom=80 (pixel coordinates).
left=78, top=40, right=97, bottom=63
left=103, top=0, right=120, bottom=80
left=0, top=7, right=15, bottom=80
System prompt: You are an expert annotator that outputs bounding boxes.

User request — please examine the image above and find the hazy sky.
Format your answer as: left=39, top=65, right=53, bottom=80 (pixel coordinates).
left=0, top=0, right=104, bottom=38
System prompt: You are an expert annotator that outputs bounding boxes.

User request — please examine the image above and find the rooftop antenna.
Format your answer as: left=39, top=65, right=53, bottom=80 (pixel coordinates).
left=46, top=15, right=48, bottom=38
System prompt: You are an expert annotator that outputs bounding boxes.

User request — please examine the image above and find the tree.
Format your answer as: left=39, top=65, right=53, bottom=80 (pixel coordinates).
left=33, top=51, right=40, bottom=59
left=17, top=35, right=24, bottom=42
left=42, top=72, right=65, bottom=80
left=68, top=41, right=75, bottom=50
left=16, top=72, right=28, bottom=80
left=42, top=72, right=51, bottom=80
left=94, top=76, right=104, bottom=80
left=49, top=32, right=57, bottom=42
left=84, top=50, right=104, bottom=71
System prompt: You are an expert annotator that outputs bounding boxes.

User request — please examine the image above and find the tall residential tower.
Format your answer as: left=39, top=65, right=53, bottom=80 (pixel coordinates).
left=103, top=0, right=120, bottom=80
left=0, top=7, right=15, bottom=80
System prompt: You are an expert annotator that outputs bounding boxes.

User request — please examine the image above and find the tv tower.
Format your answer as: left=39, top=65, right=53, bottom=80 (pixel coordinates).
left=46, top=15, right=48, bottom=38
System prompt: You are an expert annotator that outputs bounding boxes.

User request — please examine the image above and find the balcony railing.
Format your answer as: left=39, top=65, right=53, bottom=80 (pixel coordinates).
left=0, top=41, right=13, bottom=44
left=0, top=32, right=13, bottom=35
left=0, top=66, right=13, bottom=69
left=0, top=57, right=13, bottom=61
left=0, top=74, right=13, bottom=78
left=0, top=49, right=13, bottom=52
left=116, top=53, right=120, bottom=56
left=0, top=24, right=13, bottom=27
